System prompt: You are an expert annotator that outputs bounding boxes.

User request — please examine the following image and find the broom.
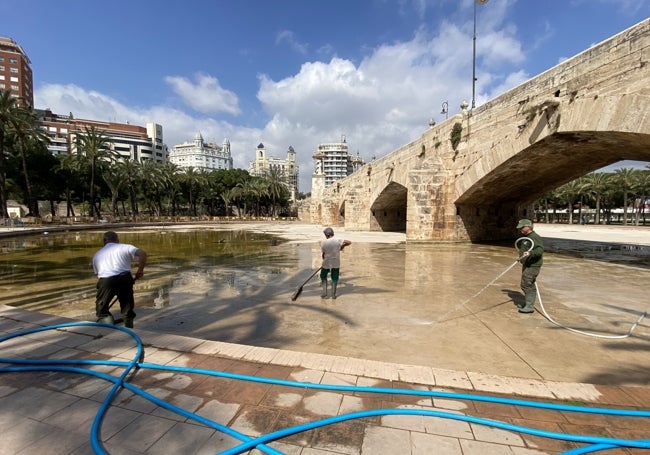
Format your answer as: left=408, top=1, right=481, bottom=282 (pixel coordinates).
left=290, top=267, right=322, bottom=301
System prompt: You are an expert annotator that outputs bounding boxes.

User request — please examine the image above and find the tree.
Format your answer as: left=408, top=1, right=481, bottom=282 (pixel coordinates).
left=614, top=168, right=636, bottom=225
left=74, top=126, right=116, bottom=218
left=180, top=167, right=207, bottom=216
left=264, top=167, right=289, bottom=216
left=555, top=179, right=582, bottom=225
left=5, top=108, right=50, bottom=216
left=102, top=159, right=129, bottom=217
left=632, top=170, right=650, bottom=225
left=580, top=172, right=611, bottom=224
left=0, top=90, right=25, bottom=218
left=55, top=154, right=83, bottom=217
left=248, top=176, right=269, bottom=217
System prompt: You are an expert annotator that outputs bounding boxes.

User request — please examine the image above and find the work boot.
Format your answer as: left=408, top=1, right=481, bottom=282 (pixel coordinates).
left=519, top=293, right=536, bottom=313
left=332, top=283, right=338, bottom=299
left=321, top=281, right=327, bottom=299
left=97, top=314, right=114, bottom=324
left=124, top=317, right=134, bottom=328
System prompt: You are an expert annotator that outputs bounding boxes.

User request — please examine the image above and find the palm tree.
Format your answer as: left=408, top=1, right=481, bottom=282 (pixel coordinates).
left=102, top=160, right=129, bottom=217
left=180, top=167, right=206, bottom=216
left=555, top=179, right=582, bottom=225
left=0, top=90, right=25, bottom=218
left=139, top=159, right=167, bottom=216
left=55, top=153, right=84, bottom=217
left=162, top=162, right=181, bottom=216
left=6, top=108, right=50, bottom=216
left=221, top=187, right=240, bottom=217
left=248, top=176, right=269, bottom=217
left=74, top=126, right=115, bottom=218
left=614, top=168, right=636, bottom=225
left=632, top=170, right=650, bottom=225
left=580, top=172, right=611, bottom=224
left=264, top=167, right=289, bottom=217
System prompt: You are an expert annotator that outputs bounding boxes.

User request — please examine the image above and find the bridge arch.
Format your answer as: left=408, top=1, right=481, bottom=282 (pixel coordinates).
left=369, top=181, right=407, bottom=232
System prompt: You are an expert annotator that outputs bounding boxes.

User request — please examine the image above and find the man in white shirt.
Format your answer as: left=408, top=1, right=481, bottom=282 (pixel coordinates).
left=320, top=227, right=351, bottom=299
left=93, top=231, right=147, bottom=327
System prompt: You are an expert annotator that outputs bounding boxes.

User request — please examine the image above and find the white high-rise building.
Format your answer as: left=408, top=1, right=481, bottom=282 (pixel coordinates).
left=169, top=133, right=233, bottom=170
left=312, top=136, right=364, bottom=187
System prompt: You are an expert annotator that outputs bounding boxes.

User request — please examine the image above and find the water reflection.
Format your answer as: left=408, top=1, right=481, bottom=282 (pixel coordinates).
left=0, top=228, right=288, bottom=316
left=1, top=226, right=650, bottom=384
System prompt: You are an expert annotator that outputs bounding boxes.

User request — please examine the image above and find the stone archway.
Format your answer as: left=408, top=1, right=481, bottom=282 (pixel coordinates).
left=370, top=182, right=407, bottom=232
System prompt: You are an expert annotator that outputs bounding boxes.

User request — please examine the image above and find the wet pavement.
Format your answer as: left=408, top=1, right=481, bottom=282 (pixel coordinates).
left=2, top=222, right=648, bottom=386
left=0, top=222, right=649, bottom=454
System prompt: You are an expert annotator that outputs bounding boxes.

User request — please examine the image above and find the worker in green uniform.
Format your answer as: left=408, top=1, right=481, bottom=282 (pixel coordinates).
left=516, top=219, right=543, bottom=314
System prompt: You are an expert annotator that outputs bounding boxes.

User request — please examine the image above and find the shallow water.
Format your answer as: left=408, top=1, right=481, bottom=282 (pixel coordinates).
left=1, top=226, right=650, bottom=383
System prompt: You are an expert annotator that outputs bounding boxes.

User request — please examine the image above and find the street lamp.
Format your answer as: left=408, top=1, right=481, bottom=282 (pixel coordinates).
left=472, top=0, right=489, bottom=109
left=441, top=101, right=449, bottom=119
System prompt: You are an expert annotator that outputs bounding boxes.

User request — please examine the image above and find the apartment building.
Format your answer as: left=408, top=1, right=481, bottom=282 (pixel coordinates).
left=248, top=143, right=299, bottom=201
left=311, top=136, right=364, bottom=187
left=36, top=109, right=168, bottom=163
left=0, top=36, right=33, bottom=108
left=169, top=133, right=233, bottom=171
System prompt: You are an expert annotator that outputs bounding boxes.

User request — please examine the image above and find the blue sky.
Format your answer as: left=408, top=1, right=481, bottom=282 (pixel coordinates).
left=2, top=0, right=649, bottom=193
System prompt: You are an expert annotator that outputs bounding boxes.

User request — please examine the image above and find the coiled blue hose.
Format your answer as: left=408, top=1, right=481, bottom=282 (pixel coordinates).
left=1, top=322, right=649, bottom=454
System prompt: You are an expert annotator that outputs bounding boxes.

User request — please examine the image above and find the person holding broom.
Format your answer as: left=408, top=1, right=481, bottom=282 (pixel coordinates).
left=320, top=227, right=351, bottom=299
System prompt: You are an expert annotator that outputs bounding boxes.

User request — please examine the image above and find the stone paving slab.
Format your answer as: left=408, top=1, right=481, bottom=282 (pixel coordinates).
left=1, top=305, right=649, bottom=455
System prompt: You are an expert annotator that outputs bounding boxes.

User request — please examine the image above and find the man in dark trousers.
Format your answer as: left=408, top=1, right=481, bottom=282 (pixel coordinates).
left=516, top=219, right=543, bottom=314
left=93, top=231, right=147, bottom=327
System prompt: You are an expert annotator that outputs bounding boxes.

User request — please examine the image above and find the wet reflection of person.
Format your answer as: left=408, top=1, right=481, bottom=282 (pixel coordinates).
left=93, top=231, right=147, bottom=328
left=515, top=219, right=543, bottom=314
left=320, top=227, right=351, bottom=299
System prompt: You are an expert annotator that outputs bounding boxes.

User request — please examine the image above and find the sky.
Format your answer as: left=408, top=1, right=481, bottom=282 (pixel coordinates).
left=2, top=0, right=649, bottom=194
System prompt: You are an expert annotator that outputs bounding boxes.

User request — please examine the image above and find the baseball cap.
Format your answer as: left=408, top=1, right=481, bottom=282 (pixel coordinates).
left=516, top=219, right=532, bottom=229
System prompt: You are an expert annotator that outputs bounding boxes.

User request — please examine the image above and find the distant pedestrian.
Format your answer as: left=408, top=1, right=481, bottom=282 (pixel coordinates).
left=515, top=219, right=543, bottom=314
left=320, top=227, right=351, bottom=299
left=93, top=231, right=147, bottom=327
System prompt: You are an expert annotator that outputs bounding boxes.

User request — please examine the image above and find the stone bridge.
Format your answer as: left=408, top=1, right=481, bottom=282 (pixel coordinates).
left=308, top=18, right=650, bottom=242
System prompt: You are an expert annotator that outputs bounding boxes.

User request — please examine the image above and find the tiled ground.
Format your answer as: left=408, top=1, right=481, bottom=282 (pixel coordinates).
left=1, top=305, right=649, bottom=455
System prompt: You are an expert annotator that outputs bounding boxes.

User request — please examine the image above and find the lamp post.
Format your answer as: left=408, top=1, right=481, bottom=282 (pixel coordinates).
left=441, top=101, right=448, bottom=119
left=472, top=0, right=489, bottom=109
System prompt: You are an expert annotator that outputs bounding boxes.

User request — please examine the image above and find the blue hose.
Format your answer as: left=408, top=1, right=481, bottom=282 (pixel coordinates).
left=1, top=322, right=649, bottom=454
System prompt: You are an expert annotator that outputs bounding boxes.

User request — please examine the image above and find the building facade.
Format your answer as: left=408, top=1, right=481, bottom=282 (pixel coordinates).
left=169, top=133, right=233, bottom=171
left=248, top=143, right=299, bottom=201
left=36, top=109, right=168, bottom=163
left=312, top=137, right=364, bottom=188
left=0, top=36, right=33, bottom=108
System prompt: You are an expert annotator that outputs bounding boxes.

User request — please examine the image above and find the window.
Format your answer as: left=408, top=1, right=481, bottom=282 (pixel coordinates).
left=10, top=67, right=18, bottom=73
left=9, top=58, right=17, bottom=63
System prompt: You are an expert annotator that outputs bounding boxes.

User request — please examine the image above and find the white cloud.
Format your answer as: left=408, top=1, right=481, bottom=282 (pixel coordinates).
left=35, top=12, right=529, bottom=195
left=164, top=73, right=241, bottom=116
left=276, top=30, right=309, bottom=55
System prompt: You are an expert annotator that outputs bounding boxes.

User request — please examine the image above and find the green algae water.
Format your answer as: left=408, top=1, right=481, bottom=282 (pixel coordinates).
left=0, top=228, right=290, bottom=317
